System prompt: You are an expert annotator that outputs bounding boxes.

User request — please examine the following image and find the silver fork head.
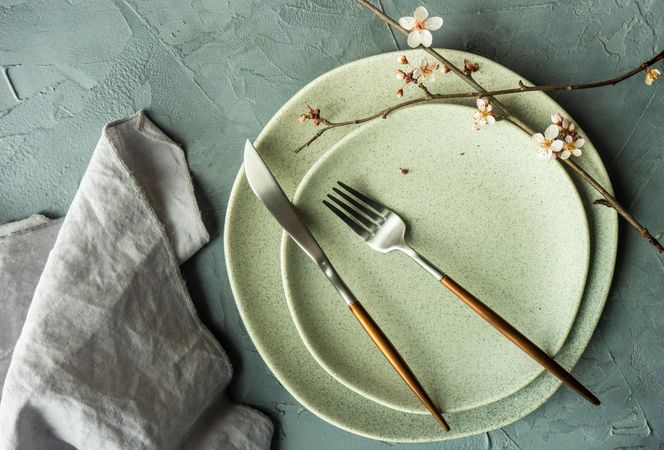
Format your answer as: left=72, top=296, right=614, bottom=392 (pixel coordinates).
left=322, top=181, right=408, bottom=254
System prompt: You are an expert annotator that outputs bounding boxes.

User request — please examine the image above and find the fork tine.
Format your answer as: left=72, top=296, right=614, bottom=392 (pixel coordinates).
left=332, top=187, right=383, bottom=223
left=327, top=194, right=377, bottom=231
left=323, top=200, right=372, bottom=239
left=337, top=181, right=389, bottom=215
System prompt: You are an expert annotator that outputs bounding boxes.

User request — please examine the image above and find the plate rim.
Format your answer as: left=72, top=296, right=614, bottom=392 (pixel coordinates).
left=224, top=48, right=618, bottom=441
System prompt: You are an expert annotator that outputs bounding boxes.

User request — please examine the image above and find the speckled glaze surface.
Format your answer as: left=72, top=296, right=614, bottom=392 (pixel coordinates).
left=224, top=49, right=618, bottom=441
left=281, top=103, right=590, bottom=415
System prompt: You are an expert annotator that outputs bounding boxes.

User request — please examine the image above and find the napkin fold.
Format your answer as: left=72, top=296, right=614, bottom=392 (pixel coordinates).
left=0, top=112, right=272, bottom=449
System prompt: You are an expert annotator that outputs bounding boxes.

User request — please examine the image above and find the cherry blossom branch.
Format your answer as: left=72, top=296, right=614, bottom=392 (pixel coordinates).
left=294, top=96, right=440, bottom=153
left=294, top=47, right=662, bottom=153
left=350, top=0, right=664, bottom=254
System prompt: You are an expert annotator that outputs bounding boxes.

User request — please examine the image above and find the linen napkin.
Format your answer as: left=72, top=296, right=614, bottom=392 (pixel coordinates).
left=0, top=111, right=273, bottom=449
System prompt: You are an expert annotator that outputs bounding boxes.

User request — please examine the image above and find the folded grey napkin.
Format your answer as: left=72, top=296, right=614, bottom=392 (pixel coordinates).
left=0, top=112, right=273, bottom=449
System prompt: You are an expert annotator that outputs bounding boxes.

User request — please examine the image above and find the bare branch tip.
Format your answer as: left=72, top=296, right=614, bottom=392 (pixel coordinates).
left=593, top=198, right=612, bottom=208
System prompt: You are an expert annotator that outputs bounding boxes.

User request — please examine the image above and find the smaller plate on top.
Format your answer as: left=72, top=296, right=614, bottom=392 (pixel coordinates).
left=281, top=103, right=590, bottom=414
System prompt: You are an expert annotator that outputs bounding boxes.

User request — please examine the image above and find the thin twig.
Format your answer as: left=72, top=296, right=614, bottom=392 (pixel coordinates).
left=295, top=26, right=663, bottom=152
left=356, top=0, right=664, bottom=117
left=294, top=45, right=660, bottom=153
left=418, top=83, right=433, bottom=98
left=295, top=96, right=431, bottom=152
left=351, top=0, right=664, bottom=254
left=564, top=158, right=664, bottom=253
left=593, top=199, right=612, bottom=207
left=294, top=50, right=662, bottom=152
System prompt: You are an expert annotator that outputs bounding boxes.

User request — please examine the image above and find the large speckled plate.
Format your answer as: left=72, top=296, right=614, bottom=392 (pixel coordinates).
left=224, top=49, right=618, bottom=441
left=281, top=103, right=590, bottom=415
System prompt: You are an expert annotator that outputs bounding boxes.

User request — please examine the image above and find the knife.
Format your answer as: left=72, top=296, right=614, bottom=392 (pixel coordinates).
left=243, top=140, right=450, bottom=431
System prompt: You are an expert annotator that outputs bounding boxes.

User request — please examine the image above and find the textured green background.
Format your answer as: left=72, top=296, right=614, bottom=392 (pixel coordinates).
left=1, top=0, right=663, bottom=448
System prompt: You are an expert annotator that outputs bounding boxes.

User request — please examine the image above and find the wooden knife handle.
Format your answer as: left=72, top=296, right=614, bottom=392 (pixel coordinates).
left=348, top=301, right=450, bottom=431
left=440, top=276, right=600, bottom=406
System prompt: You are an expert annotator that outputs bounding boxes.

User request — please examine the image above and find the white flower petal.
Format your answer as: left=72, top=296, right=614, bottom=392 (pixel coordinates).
left=399, top=16, right=416, bottom=30
left=646, top=76, right=653, bottom=85
left=425, top=16, right=443, bottom=30
left=536, top=150, right=549, bottom=160
left=413, top=68, right=421, bottom=78
left=414, top=6, right=428, bottom=22
left=560, top=150, right=571, bottom=160
left=573, top=148, right=583, bottom=157
left=574, top=138, right=585, bottom=148
left=420, top=29, right=433, bottom=47
left=550, top=139, right=564, bottom=152
left=486, top=104, right=492, bottom=112
left=407, top=31, right=422, bottom=48
left=531, top=133, right=544, bottom=144
left=487, top=115, right=496, bottom=125
left=544, top=124, right=559, bottom=140
left=564, top=135, right=573, bottom=144
left=476, top=98, right=485, bottom=109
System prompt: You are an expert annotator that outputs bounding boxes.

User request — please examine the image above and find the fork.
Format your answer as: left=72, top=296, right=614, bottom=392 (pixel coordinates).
left=323, top=181, right=600, bottom=406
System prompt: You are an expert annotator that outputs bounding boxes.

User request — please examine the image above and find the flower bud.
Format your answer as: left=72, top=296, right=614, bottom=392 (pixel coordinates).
left=441, top=64, right=450, bottom=73
left=396, top=88, right=404, bottom=98
left=398, top=55, right=409, bottom=65
left=551, top=113, right=563, bottom=125
left=396, top=69, right=406, bottom=80
left=313, top=119, right=320, bottom=127
left=463, top=59, right=479, bottom=73
left=298, top=114, right=307, bottom=123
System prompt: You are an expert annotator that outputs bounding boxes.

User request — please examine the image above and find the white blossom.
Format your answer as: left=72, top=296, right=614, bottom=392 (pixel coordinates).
left=645, top=68, right=660, bottom=85
left=560, top=135, right=584, bottom=160
left=399, top=7, right=443, bottom=48
left=413, top=59, right=439, bottom=82
left=471, top=98, right=496, bottom=130
left=532, top=124, right=564, bottom=160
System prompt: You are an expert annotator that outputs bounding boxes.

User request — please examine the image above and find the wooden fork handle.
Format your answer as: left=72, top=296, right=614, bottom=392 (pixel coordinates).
left=440, top=276, right=600, bottom=406
left=348, top=301, right=450, bottom=431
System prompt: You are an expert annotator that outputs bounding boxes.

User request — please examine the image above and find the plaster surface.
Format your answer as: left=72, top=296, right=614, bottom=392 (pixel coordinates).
left=1, top=1, right=663, bottom=448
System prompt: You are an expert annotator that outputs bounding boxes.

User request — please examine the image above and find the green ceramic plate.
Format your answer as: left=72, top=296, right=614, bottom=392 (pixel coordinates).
left=224, top=49, right=618, bottom=441
left=281, top=103, right=590, bottom=415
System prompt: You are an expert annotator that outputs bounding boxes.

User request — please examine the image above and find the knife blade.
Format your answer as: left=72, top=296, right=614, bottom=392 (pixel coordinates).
left=244, top=140, right=357, bottom=305
left=244, top=140, right=327, bottom=266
